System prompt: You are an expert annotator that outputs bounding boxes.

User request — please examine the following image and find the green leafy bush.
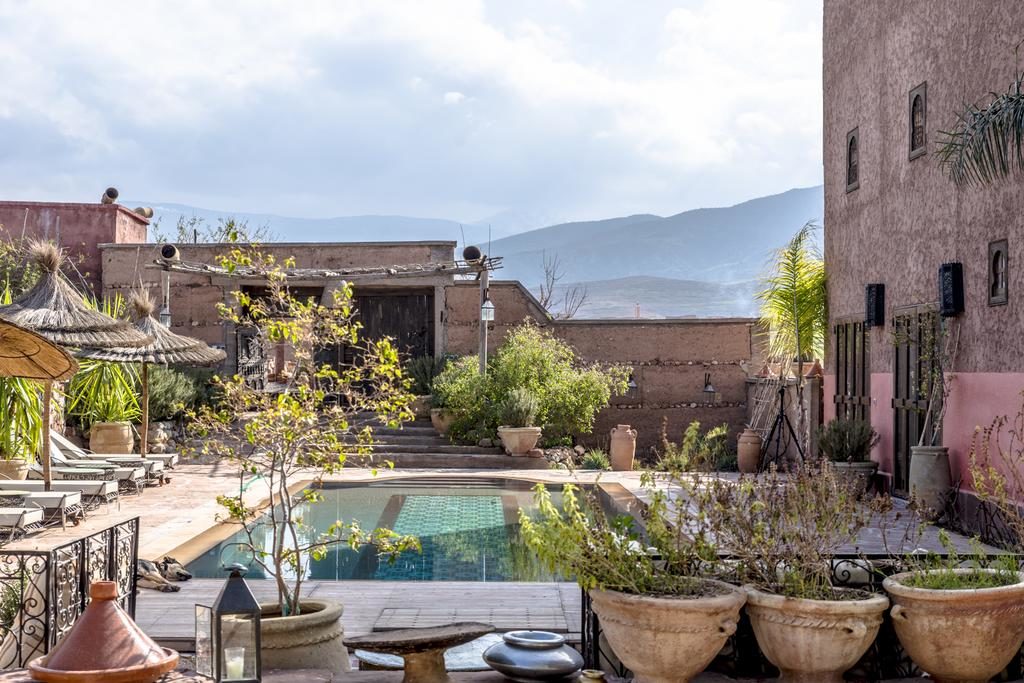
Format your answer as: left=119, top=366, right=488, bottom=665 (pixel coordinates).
left=654, top=419, right=731, bottom=472
left=817, top=419, right=879, bottom=463
left=146, top=366, right=204, bottom=422
left=433, top=323, right=629, bottom=441
left=67, top=359, right=141, bottom=427
left=0, top=378, right=41, bottom=462
left=406, top=355, right=448, bottom=396
left=579, top=449, right=611, bottom=471
left=499, top=388, right=538, bottom=428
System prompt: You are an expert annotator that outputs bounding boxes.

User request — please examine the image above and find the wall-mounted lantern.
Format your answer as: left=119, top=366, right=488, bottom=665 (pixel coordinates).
left=703, top=373, right=719, bottom=404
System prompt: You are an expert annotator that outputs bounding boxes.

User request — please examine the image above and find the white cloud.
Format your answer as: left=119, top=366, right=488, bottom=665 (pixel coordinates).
left=0, top=0, right=824, bottom=221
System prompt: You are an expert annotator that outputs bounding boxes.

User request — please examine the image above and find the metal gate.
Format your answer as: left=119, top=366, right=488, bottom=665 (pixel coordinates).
left=891, top=306, right=938, bottom=497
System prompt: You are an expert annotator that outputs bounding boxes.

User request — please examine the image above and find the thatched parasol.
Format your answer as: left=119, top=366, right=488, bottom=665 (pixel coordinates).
left=78, top=293, right=226, bottom=455
left=0, top=319, right=78, bottom=381
left=0, top=242, right=153, bottom=489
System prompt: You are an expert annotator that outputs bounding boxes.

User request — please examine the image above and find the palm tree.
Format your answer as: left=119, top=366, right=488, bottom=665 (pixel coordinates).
left=937, top=73, right=1024, bottom=187
left=756, top=222, right=828, bottom=457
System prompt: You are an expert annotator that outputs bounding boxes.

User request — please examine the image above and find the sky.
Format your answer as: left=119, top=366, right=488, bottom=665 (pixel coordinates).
left=0, top=0, right=824, bottom=227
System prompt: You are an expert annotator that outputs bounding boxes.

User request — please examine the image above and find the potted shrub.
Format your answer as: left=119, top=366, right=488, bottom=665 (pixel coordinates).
left=520, top=478, right=746, bottom=683
left=429, top=355, right=481, bottom=438
left=906, top=315, right=959, bottom=517
left=497, top=388, right=542, bottom=455
left=67, top=358, right=141, bottom=454
left=185, top=243, right=419, bottom=675
left=697, top=463, right=888, bottom=682
left=0, top=377, right=41, bottom=480
left=406, top=355, right=446, bottom=419
left=817, top=418, right=879, bottom=494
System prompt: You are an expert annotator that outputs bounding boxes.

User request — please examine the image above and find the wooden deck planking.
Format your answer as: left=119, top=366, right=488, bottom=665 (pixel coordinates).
left=136, top=579, right=581, bottom=647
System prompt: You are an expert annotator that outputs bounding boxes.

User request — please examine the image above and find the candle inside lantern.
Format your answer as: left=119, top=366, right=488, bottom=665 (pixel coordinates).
left=224, top=646, right=245, bottom=679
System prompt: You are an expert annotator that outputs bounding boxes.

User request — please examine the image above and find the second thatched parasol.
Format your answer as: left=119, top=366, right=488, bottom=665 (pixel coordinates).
left=0, top=241, right=153, bottom=489
left=77, top=293, right=226, bottom=455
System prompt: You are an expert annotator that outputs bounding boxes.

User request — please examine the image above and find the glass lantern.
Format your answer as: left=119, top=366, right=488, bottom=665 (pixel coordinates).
left=481, top=297, right=496, bottom=322
left=196, top=564, right=261, bottom=682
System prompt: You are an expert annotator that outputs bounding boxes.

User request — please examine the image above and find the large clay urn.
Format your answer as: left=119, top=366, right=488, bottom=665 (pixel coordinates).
left=744, top=587, right=889, bottom=683
left=884, top=569, right=1024, bottom=683
left=588, top=582, right=746, bottom=683
left=29, top=581, right=178, bottom=682
left=736, top=428, right=762, bottom=473
left=90, top=422, right=134, bottom=454
left=908, top=446, right=951, bottom=518
left=260, top=599, right=350, bottom=675
left=609, top=425, right=637, bottom=471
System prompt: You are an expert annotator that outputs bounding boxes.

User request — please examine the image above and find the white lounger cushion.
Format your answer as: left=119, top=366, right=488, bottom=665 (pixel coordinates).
left=0, top=480, right=118, bottom=497
left=0, top=508, right=43, bottom=527
left=23, top=491, right=82, bottom=509
left=50, top=432, right=178, bottom=467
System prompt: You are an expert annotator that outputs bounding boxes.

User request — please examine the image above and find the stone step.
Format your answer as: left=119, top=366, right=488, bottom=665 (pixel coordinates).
left=369, top=443, right=505, bottom=455
left=353, top=452, right=548, bottom=469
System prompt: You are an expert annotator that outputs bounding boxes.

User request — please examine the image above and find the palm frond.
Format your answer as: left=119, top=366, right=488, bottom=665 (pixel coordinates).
left=757, top=222, right=828, bottom=362
left=936, top=73, right=1024, bottom=187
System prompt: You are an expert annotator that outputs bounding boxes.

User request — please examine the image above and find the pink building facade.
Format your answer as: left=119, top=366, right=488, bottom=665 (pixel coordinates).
left=823, top=1, right=1024, bottom=500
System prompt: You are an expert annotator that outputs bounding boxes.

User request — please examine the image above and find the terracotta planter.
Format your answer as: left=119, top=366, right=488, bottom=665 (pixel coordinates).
left=430, top=408, right=455, bottom=436
left=883, top=569, right=1024, bottom=683
left=260, top=599, right=349, bottom=675
left=609, top=424, right=637, bottom=471
left=90, top=421, right=134, bottom=454
left=409, top=395, right=431, bottom=419
left=909, top=446, right=951, bottom=517
left=737, top=428, right=762, bottom=473
left=0, top=459, right=29, bottom=480
left=744, top=587, right=889, bottom=683
left=497, top=426, right=542, bottom=456
left=589, top=582, right=746, bottom=683
left=832, top=460, right=878, bottom=496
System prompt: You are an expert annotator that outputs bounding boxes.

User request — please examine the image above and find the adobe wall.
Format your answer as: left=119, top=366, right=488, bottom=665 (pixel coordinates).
left=444, top=280, right=763, bottom=454
left=0, top=202, right=148, bottom=293
left=823, top=0, right=1024, bottom=490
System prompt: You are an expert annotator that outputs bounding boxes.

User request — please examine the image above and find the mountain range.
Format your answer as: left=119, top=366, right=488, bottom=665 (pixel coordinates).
left=133, top=184, right=824, bottom=319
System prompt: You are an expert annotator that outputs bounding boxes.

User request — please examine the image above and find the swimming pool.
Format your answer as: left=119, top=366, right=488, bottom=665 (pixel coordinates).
left=186, top=478, right=566, bottom=582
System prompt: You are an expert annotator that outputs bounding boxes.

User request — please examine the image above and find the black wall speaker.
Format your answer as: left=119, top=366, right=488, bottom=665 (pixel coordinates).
left=939, top=262, right=964, bottom=317
left=865, top=283, right=885, bottom=327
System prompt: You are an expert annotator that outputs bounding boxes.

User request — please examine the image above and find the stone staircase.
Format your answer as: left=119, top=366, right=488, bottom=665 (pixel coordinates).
left=358, top=418, right=549, bottom=469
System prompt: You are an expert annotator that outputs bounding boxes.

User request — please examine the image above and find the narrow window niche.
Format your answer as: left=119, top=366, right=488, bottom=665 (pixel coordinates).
left=909, top=82, right=927, bottom=160
left=989, top=238, right=1009, bottom=306
left=846, top=128, right=860, bottom=192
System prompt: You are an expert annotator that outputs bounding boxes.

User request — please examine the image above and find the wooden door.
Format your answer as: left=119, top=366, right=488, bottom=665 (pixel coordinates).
left=318, top=289, right=435, bottom=370
left=891, top=306, right=938, bottom=497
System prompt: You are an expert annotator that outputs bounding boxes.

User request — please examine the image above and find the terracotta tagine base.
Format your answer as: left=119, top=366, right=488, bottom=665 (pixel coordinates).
left=29, top=581, right=178, bottom=683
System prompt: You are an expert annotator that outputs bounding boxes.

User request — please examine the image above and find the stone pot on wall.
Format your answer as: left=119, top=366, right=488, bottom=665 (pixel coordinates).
left=884, top=569, right=1024, bottom=683
left=609, top=425, right=637, bottom=471
left=430, top=409, right=456, bottom=436
left=0, top=459, right=29, bottom=480
left=90, top=421, right=134, bottom=454
left=737, top=428, right=762, bottom=474
left=909, top=446, right=951, bottom=518
left=832, top=460, right=878, bottom=496
left=260, top=599, right=349, bottom=675
left=497, top=426, right=542, bottom=455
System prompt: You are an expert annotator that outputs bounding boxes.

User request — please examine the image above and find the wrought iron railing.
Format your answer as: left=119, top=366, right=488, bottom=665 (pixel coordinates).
left=0, top=517, right=139, bottom=668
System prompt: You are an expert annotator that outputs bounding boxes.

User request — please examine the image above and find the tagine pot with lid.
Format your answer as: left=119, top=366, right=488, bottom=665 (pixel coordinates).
left=29, top=580, right=178, bottom=682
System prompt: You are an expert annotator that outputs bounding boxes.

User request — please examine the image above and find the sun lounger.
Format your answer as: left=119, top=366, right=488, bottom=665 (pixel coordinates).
left=0, top=480, right=118, bottom=509
left=50, top=431, right=178, bottom=468
left=50, top=434, right=165, bottom=485
left=30, top=461, right=145, bottom=495
left=0, top=507, right=44, bottom=543
left=22, top=491, right=84, bottom=529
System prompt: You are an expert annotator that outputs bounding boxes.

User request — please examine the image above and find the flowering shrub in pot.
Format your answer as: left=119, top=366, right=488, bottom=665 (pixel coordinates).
left=520, top=475, right=745, bottom=683
left=696, top=463, right=888, bottom=683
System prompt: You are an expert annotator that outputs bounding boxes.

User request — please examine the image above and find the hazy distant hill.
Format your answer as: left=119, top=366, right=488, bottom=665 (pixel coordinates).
left=547, top=276, right=760, bottom=319
left=131, top=202, right=527, bottom=246
left=487, top=186, right=824, bottom=288
left=134, top=185, right=822, bottom=318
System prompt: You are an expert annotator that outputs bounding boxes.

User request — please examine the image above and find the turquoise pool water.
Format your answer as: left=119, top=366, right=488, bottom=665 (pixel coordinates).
left=186, top=478, right=565, bottom=582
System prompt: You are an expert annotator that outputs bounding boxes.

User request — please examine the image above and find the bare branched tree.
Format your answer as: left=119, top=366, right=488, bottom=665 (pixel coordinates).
left=537, top=251, right=588, bottom=319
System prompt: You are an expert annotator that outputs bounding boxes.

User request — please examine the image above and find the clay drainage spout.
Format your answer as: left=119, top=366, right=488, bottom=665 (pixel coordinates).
left=29, top=580, right=179, bottom=683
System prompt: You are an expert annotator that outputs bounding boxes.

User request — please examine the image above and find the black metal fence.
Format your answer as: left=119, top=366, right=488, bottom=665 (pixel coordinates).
left=0, top=517, right=139, bottom=667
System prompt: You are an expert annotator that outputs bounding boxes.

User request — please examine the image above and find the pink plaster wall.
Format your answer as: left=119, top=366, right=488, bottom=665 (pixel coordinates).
left=822, top=374, right=836, bottom=422
left=942, top=373, right=1024, bottom=490
left=870, top=373, right=894, bottom=475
